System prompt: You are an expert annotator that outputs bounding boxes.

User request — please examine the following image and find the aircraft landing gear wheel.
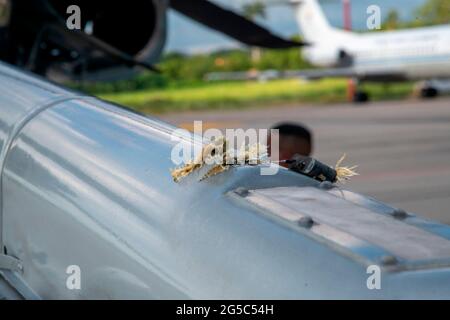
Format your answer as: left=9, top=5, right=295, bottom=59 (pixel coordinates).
left=353, top=91, right=369, bottom=103
left=420, top=87, right=438, bottom=98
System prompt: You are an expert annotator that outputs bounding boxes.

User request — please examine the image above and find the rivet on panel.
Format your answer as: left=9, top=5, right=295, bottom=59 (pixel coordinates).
left=298, top=216, right=314, bottom=228
left=391, top=209, right=408, bottom=220
left=381, top=255, right=398, bottom=266
left=234, top=187, right=249, bottom=197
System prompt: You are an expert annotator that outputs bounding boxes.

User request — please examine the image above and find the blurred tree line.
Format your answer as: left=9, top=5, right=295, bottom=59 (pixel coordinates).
left=76, top=0, right=448, bottom=94
left=382, top=0, right=449, bottom=30
left=75, top=45, right=312, bottom=94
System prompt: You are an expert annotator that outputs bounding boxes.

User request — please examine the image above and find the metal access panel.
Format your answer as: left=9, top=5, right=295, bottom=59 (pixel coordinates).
left=238, top=186, right=450, bottom=270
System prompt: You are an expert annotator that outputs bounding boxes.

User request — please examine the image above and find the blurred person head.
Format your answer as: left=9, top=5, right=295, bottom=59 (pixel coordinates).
left=269, top=122, right=313, bottom=164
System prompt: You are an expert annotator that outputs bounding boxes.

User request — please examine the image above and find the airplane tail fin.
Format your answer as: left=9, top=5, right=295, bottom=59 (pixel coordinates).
left=291, top=0, right=350, bottom=42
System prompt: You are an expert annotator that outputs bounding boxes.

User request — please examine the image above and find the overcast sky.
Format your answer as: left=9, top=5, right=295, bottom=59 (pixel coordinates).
left=165, top=0, right=427, bottom=53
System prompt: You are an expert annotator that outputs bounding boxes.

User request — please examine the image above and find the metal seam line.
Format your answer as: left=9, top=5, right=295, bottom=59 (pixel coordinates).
left=0, top=95, right=87, bottom=255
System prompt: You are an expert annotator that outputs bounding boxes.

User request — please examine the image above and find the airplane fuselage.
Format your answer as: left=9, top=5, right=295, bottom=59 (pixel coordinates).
left=347, top=25, right=450, bottom=80
left=295, top=0, right=450, bottom=82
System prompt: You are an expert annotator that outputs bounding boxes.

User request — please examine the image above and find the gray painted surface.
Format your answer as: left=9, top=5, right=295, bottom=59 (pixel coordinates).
left=1, top=61, right=450, bottom=299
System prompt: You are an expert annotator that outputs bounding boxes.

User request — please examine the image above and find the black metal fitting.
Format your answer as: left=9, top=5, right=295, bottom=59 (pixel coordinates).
left=286, top=155, right=337, bottom=183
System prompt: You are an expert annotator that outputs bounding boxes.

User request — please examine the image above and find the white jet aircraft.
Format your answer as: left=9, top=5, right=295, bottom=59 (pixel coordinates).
left=293, top=0, right=450, bottom=101
left=206, top=0, right=450, bottom=102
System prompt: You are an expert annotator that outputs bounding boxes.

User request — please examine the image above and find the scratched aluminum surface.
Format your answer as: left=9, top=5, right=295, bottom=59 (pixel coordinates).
left=1, top=61, right=450, bottom=299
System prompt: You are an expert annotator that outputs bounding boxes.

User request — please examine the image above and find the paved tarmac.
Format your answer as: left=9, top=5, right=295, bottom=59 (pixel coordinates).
left=159, top=97, right=450, bottom=224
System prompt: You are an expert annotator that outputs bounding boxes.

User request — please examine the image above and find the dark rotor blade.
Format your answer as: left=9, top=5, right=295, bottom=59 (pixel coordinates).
left=170, top=0, right=306, bottom=48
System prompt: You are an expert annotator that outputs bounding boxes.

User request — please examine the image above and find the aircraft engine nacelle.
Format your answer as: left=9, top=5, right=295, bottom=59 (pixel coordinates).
left=1, top=0, right=168, bottom=81
left=302, top=46, right=352, bottom=68
left=46, top=0, right=168, bottom=80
